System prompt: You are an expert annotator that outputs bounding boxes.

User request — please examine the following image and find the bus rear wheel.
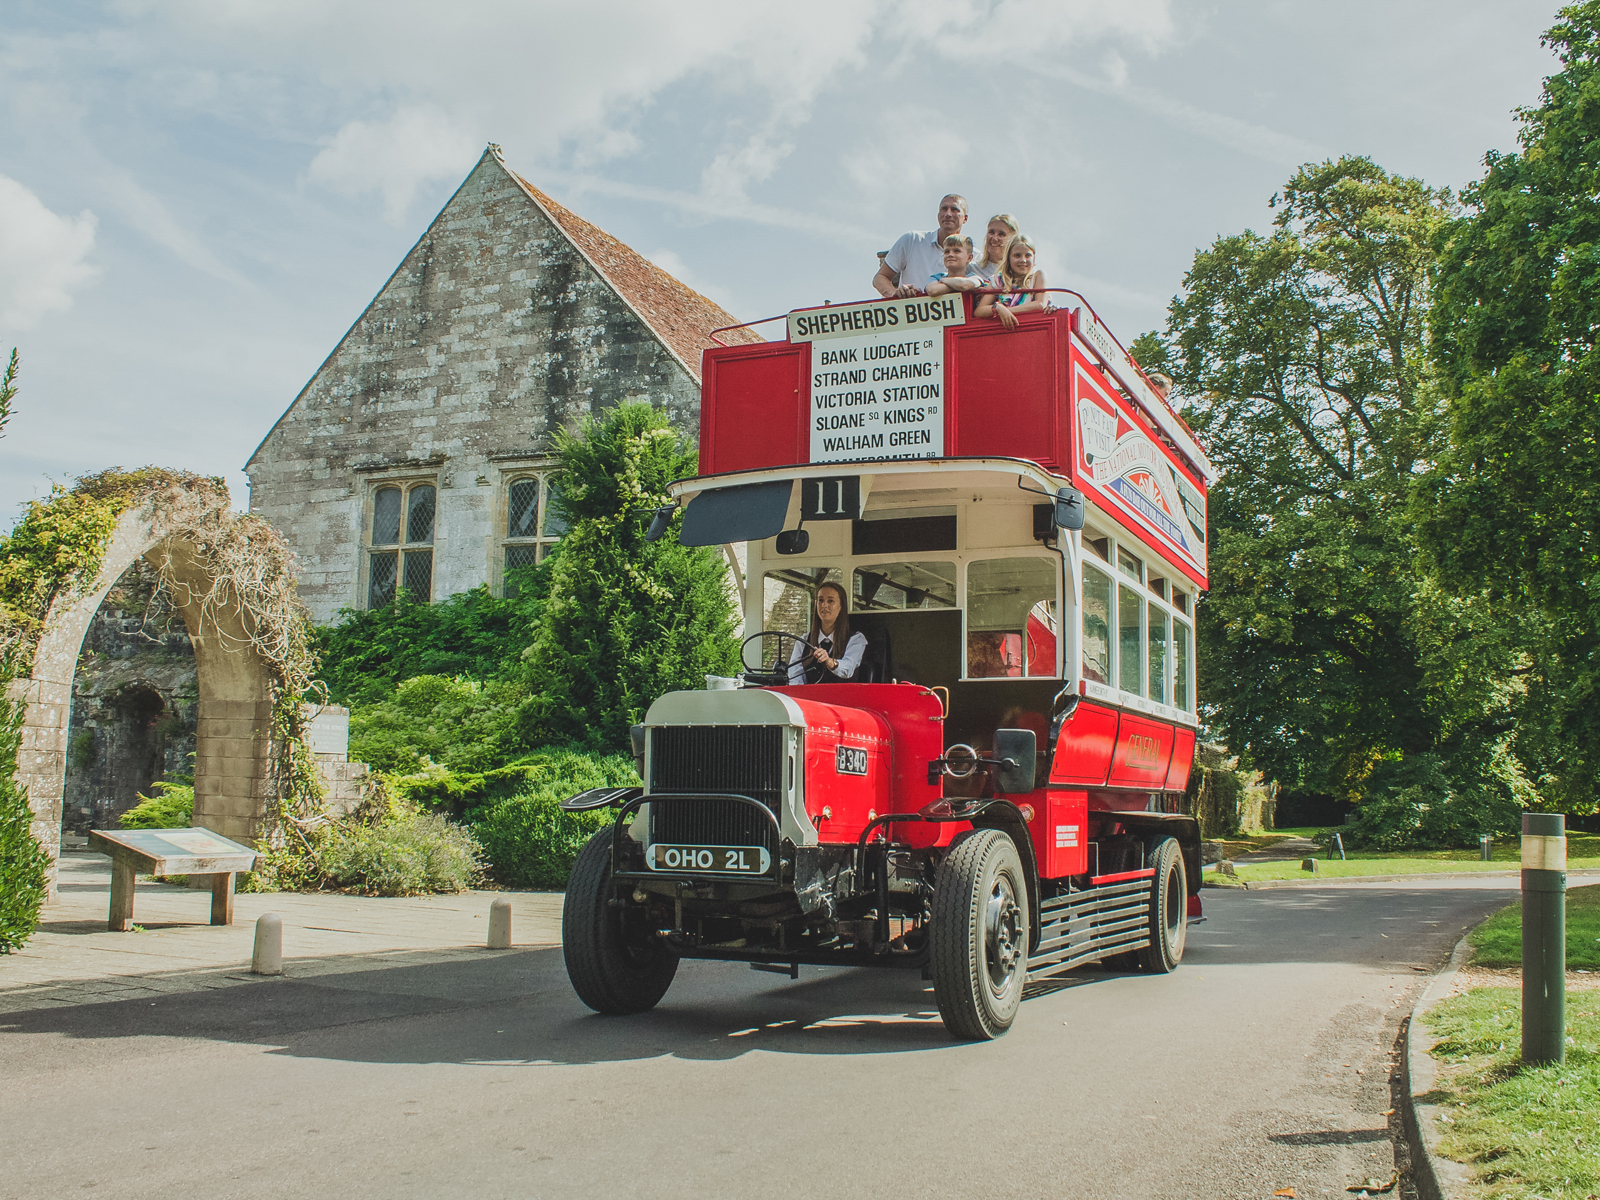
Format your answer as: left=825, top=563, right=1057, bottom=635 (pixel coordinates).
left=563, top=827, right=678, bottom=1014
left=931, top=829, right=1029, bottom=1040
left=1137, top=837, right=1188, bottom=973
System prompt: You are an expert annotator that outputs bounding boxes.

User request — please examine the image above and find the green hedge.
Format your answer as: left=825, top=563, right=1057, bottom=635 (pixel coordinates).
left=316, top=813, right=483, bottom=896
left=472, top=748, right=637, bottom=888
left=0, top=698, right=48, bottom=954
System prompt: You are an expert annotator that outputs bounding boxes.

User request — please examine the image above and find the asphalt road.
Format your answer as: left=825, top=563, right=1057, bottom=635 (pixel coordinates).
left=0, top=879, right=1518, bottom=1200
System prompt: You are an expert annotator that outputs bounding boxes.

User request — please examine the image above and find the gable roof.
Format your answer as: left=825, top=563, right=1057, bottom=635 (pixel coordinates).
left=503, top=160, right=764, bottom=378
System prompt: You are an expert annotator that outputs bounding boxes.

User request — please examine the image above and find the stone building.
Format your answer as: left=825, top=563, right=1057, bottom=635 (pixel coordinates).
left=247, top=145, right=761, bottom=624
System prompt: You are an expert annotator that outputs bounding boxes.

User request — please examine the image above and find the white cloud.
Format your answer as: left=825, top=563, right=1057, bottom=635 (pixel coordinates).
left=308, top=104, right=479, bottom=224
left=0, top=174, right=99, bottom=331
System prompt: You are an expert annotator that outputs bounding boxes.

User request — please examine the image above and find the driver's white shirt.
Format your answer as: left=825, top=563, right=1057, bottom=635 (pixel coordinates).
left=788, top=630, right=867, bottom=684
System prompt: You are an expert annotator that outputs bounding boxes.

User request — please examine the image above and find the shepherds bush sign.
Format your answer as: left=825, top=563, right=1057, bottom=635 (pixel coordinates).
left=788, top=297, right=965, bottom=464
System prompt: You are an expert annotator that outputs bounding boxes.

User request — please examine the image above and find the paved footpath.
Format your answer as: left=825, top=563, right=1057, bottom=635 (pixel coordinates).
left=0, top=849, right=563, bottom=1013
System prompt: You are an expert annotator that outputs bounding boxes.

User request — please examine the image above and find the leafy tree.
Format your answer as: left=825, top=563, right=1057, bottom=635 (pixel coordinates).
left=517, top=402, right=741, bottom=751
left=1420, top=2, right=1600, bottom=813
left=0, top=350, right=50, bottom=952
left=1154, top=157, right=1530, bottom=837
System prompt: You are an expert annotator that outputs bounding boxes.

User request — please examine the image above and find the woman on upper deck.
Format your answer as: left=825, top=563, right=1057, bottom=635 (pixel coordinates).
left=975, top=232, right=1049, bottom=331
left=788, top=582, right=867, bottom=684
left=972, top=214, right=1019, bottom=284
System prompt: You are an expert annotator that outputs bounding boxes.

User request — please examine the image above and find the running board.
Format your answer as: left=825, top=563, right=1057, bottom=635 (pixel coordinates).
left=1026, top=877, right=1152, bottom=982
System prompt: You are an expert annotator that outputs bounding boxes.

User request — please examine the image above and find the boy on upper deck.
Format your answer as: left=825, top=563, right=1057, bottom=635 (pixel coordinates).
left=926, top=235, right=983, bottom=295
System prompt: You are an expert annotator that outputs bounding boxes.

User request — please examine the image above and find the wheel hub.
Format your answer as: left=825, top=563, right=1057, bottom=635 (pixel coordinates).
left=984, top=879, right=1021, bottom=990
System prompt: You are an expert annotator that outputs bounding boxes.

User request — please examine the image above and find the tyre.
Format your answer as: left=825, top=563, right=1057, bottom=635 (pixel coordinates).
left=563, top=827, right=678, bottom=1014
left=930, top=828, right=1030, bottom=1040
left=1136, top=837, right=1188, bottom=973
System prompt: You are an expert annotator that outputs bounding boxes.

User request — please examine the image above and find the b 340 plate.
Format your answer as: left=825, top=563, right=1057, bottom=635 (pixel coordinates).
left=646, top=844, right=772, bottom=875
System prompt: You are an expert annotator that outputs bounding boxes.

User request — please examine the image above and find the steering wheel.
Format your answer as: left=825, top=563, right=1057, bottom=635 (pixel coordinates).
left=740, top=630, right=822, bottom=685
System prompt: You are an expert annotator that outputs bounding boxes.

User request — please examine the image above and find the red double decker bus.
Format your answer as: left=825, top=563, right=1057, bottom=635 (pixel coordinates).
left=561, top=290, right=1215, bottom=1040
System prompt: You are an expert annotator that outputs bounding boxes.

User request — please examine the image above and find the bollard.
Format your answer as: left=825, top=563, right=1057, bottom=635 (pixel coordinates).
left=1481, top=834, right=1492, bottom=862
left=1521, top=813, right=1566, bottom=1065
left=488, top=897, right=512, bottom=949
left=1301, top=857, right=1318, bottom=874
left=252, top=912, right=283, bottom=976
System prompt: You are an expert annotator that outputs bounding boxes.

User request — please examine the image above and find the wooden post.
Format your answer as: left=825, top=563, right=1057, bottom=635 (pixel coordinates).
left=109, top=854, right=136, bottom=932
left=210, top=872, right=236, bottom=926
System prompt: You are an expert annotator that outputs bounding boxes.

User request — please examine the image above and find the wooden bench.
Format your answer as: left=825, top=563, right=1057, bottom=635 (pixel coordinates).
left=87, top=829, right=260, bottom=931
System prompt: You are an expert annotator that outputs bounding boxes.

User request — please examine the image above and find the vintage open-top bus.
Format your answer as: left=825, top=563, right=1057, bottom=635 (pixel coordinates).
left=560, top=289, right=1216, bottom=1040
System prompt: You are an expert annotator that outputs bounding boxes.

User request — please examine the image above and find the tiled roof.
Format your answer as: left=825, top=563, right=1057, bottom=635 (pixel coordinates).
left=507, top=170, right=764, bottom=378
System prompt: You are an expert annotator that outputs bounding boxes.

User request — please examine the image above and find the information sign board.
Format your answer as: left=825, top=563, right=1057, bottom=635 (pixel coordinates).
left=787, top=296, right=965, bottom=465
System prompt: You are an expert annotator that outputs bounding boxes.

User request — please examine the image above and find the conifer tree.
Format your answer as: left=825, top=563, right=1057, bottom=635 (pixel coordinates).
left=517, top=403, right=740, bottom=751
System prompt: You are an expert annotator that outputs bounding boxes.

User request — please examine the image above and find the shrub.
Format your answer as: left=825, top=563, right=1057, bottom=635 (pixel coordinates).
left=348, top=674, right=522, bottom=775
left=119, top=781, right=194, bottom=829
left=0, top=700, right=49, bottom=955
left=316, top=812, right=483, bottom=896
left=472, top=748, right=638, bottom=888
left=1343, top=752, right=1525, bottom=850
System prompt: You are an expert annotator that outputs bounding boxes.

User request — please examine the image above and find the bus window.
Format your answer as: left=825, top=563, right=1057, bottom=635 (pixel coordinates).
left=852, top=562, right=956, bottom=611
left=967, top=558, right=1057, bottom=678
left=1174, top=619, right=1191, bottom=711
left=1082, top=564, right=1113, bottom=684
left=764, top=567, right=840, bottom=633
left=1118, top=583, right=1142, bottom=695
left=1117, top=547, right=1142, bottom=583
left=1148, top=607, right=1169, bottom=704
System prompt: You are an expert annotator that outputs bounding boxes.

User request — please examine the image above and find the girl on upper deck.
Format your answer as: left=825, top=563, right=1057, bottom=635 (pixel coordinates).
left=975, top=232, right=1049, bottom=331
left=972, top=214, right=1019, bottom=284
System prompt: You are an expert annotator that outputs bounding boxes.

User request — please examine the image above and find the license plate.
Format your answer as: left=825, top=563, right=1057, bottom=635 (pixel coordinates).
left=647, top=844, right=772, bottom=874
left=836, top=745, right=868, bottom=775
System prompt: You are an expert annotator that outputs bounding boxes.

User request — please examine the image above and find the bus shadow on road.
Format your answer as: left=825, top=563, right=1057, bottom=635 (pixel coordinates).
left=0, top=944, right=1129, bottom=1066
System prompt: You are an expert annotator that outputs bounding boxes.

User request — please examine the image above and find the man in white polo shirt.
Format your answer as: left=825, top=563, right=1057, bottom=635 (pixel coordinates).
left=873, top=195, right=969, bottom=299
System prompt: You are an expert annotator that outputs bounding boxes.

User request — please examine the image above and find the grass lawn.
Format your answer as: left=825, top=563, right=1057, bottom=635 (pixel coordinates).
left=1466, top=883, right=1600, bottom=971
left=1424, top=987, right=1600, bottom=1198
left=1213, top=833, right=1600, bottom=885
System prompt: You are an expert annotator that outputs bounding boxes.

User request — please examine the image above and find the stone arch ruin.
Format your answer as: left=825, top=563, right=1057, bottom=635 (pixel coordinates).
left=12, top=487, right=279, bottom=896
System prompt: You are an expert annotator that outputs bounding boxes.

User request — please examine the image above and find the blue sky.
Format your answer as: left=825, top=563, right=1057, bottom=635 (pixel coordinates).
left=0, top=0, right=1562, bottom=518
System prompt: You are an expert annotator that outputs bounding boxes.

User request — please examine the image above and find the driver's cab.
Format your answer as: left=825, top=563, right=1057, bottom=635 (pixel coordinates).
left=681, top=459, right=1077, bottom=793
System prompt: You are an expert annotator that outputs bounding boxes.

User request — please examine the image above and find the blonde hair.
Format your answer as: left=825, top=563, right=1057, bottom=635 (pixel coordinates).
left=942, top=234, right=973, bottom=253
left=998, top=232, right=1038, bottom=290
left=978, top=214, right=1020, bottom=269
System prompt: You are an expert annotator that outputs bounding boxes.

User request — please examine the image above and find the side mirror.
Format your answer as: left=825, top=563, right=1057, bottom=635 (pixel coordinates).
left=993, top=728, right=1038, bottom=795
left=645, top=505, right=675, bottom=543
left=1053, top=486, right=1086, bottom=532
left=775, top=528, right=810, bottom=555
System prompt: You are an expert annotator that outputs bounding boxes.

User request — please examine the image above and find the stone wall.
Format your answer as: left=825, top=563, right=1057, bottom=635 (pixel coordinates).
left=62, top=561, right=199, bottom=834
left=246, top=149, right=707, bottom=625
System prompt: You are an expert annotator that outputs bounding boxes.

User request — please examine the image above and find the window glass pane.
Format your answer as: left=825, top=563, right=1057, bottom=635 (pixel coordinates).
left=852, top=561, right=956, bottom=611
left=542, top=482, right=569, bottom=537
left=368, top=551, right=397, bottom=608
left=1174, top=620, right=1191, bottom=711
left=1082, top=565, right=1113, bottom=685
left=1118, top=584, right=1142, bottom=694
left=967, top=558, right=1057, bottom=679
left=504, top=544, right=540, bottom=598
left=507, top=479, right=539, bottom=539
left=1172, top=589, right=1190, bottom=616
left=1148, top=574, right=1167, bottom=600
left=1148, top=608, right=1169, bottom=704
left=763, top=568, right=840, bottom=634
left=1117, top=547, right=1142, bottom=582
left=401, top=549, right=432, bottom=600
left=406, top=485, right=436, bottom=544
left=372, top=488, right=402, bottom=546
left=1085, top=535, right=1110, bottom=562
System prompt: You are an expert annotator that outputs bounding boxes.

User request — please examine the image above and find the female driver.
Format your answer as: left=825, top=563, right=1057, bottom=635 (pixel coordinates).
left=788, top=581, right=867, bottom=684
left=972, top=213, right=1019, bottom=284
left=975, top=232, right=1049, bottom=331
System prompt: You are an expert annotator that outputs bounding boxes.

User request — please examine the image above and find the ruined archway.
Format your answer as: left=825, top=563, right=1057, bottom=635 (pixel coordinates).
left=6, top=473, right=312, bottom=897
